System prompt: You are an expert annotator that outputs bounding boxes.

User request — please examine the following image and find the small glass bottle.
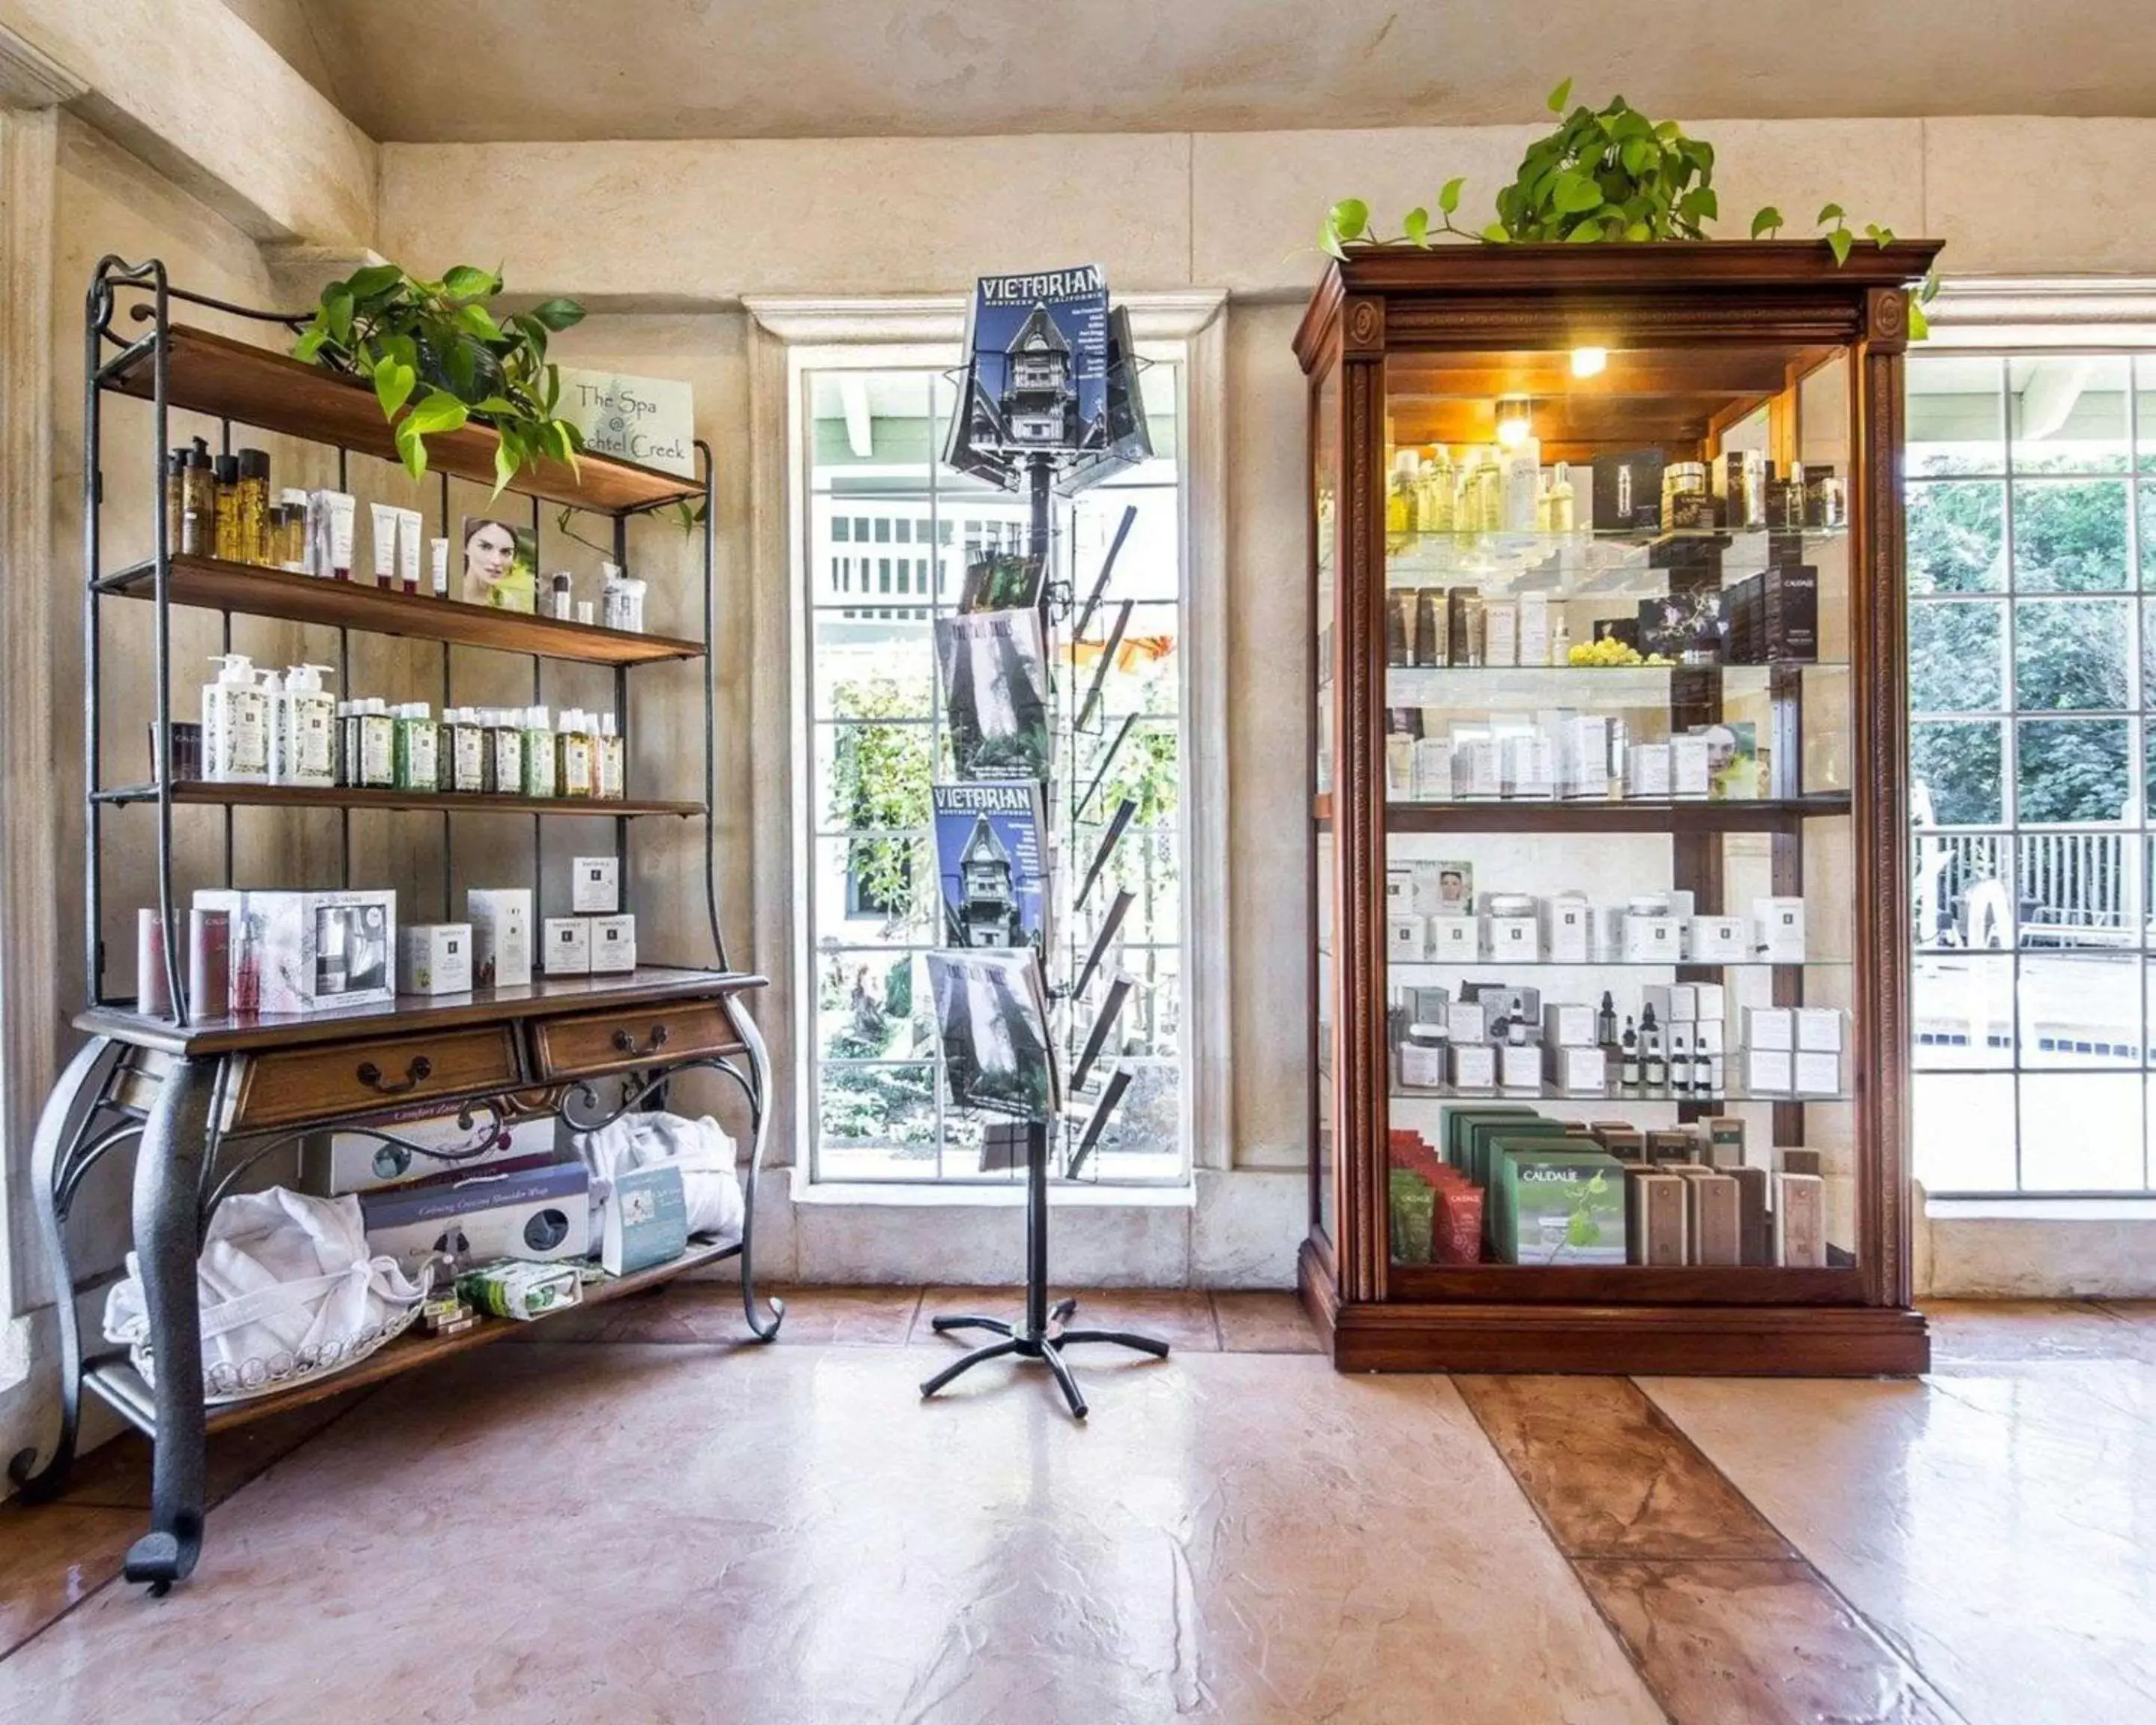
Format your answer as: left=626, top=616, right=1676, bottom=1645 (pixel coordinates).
left=597, top=714, right=625, bottom=800
left=1547, top=460, right=1577, bottom=533
left=549, top=571, right=573, bottom=621
left=213, top=453, right=243, bottom=562
left=446, top=708, right=487, bottom=793
left=520, top=706, right=556, bottom=797
left=1641, top=1004, right=1667, bottom=1088
left=356, top=699, right=397, bottom=789
left=175, top=438, right=216, bottom=558
left=234, top=448, right=271, bottom=564
left=332, top=700, right=350, bottom=786
left=556, top=708, right=595, bottom=798
left=1619, top=1017, right=1640, bottom=1089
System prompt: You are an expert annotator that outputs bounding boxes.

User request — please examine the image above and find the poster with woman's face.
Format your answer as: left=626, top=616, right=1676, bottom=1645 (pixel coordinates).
left=461, top=517, right=537, bottom=612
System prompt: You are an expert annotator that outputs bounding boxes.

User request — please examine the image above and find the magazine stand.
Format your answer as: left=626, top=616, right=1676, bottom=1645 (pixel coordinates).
left=919, top=450, right=1169, bottom=1420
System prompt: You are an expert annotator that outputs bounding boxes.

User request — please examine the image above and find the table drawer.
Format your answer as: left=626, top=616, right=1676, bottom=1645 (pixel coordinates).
left=231, top=1027, right=522, bottom=1131
left=532, top=1000, right=742, bottom=1080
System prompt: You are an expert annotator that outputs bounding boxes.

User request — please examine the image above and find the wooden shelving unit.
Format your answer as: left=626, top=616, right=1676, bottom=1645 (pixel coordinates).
left=1296, top=240, right=1942, bottom=1377
left=97, top=782, right=704, bottom=819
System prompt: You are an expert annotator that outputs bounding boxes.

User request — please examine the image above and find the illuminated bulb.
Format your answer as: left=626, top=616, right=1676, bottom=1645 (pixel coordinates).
left=1494, top=395, right=1533, bottom=449
left=1571, top=346, right=1609, bottom=378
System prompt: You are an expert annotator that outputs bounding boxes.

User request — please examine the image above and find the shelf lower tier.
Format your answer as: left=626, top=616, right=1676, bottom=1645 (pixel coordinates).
left=83, top=1233, right=744, bottom=1435
left=99, top=554, right=705, bottom=666
left=98, top=782, right=702, bottom=818
left=1315, top=793, right=1852, bottom=833
left=1391, top=1080, right=1842, bottom=1104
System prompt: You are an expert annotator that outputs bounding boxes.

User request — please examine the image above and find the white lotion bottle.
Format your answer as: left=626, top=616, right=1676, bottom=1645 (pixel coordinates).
left=283, top=662, right=338, bottom=788
left=202, top=653, right=268, bottom=784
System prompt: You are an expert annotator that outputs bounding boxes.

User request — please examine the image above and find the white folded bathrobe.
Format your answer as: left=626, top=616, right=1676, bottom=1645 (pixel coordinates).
left=570, top=1111, right=745, bottom=1241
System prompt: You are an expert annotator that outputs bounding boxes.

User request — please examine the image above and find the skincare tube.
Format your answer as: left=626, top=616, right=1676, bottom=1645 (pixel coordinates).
left=369, top=501, right=398, bottom=590
left=430, top=538, right=449, bottom=598
left=396, top=508, right=424, bottom=596
left=317, top=490, right=356, bottom=580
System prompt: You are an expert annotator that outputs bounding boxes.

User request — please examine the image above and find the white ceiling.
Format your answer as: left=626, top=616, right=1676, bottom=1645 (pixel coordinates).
left=228, top=0, right=2155, bottom=143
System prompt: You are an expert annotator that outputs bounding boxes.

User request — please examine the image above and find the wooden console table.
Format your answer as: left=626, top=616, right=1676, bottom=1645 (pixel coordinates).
left=10, top=966, right=778, bottom=1591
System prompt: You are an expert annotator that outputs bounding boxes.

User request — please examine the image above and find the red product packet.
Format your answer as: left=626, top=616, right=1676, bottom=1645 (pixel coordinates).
left=1434, top=1185, right=1484, bottom=1265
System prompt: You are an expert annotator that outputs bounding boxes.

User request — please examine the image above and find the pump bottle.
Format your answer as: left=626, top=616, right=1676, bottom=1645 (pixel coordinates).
left=278, top=664, right=337, bottom=787
left=201, top=654, right=269, bottom=784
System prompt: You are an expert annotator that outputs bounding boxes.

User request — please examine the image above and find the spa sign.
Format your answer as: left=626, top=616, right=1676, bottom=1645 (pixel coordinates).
left=556, top=368, right=695, bottom=476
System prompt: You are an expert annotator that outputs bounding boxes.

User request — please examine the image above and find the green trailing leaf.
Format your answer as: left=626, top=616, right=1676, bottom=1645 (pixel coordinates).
left=1330, top=198, right=1368, bottom=241
left=440, top=264, right=498, bottom=301
left=1826, top=226, right=1854, bottom=266
left=1547, top=76, right=1573, bottom=113
left=1751, top=206, right=1785, bottom=239
left=1402, top=206, right=1430, bottom=246
left=372, top=357, right=416, bottom=421
left=1438, top=176, right=1464, bottom=215
left=1817, top=203, right=1845, bottom=225
left=1908, top=299, right=1930, bottom=340
left=529, top=297, right=585, bottom=332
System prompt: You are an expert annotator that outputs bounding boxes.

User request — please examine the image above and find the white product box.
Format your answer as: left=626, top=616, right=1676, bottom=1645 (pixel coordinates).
left=1754, top=895, right=1807, bottom=961
left=1623, top=915, right=1684, bottom=964
left=1670, top=732, right=1712, bottom=799
left=1744, top=1047, right=1793, bottom=1093
left=1487, top=914, right=1541, bottom=961
left=1484, top=598, right=1519, bottom=666
left=1744, top=1006, right=1795, bottom=1050
left=543, top=916, right=591, bottom=974
left=1517, top=592, right=1550, bottom=666
left=1591, top=903, right=1627, bottom=962
left=1625, top=742, right=1672, bottom=799
left=1667, top=1022, right=1694, bottom=1058
left=1794, top=1049, right=1842, bottom=1095
left=1693, top=1018, right=1726, bottom=1054
left=1562, top=716, right=1612, bottom=799
left=1431, top=915, right=1480, bottom=961
left=1386, top=865, right=1413, bottom=913
left=1499, top=1042, right=1543, bottom=1089
left=1413, top=738, right=1453, bottom=801
left=571, top=855, right=621, bottom=914
left=1688, top=916, right=1747, bottom=963
left=1774, top=1172, right=1827, bottom=1267
left=359, top=1161, right=591, bottom=1277
left=1446, top=999, right=1490, bottom=1044
left=397, top=922, right=472, bottom=996
left=1642, top=983, right=1697, bottom=1023
left=467, top=888, right=532, bottom=988
left=1794, top=1007, right=1845, bottom=1052
left=303, top=1113, right=555, bottom=1196
left=199, top=888, right=396, bottom=1015
left=1499, top=732, right=1556, bottom=800
left=1543, top=895, right=1592, bottom=963
left=1667, top=888, right=1696, bottom=922
left=1544, top=1003, right=1598, bottom=1046
left=590, top=913, right=637, bottom=974
left=1547, top=1044, right=1607, bottom=1093
left=1387, top=913, right=1427, bottom=963
left=1693, top=982, right=1726, bottom=1023
left=1453, top=736, right=1501, bottom=799
left=1451, top=1043, right=1497, bottom=1089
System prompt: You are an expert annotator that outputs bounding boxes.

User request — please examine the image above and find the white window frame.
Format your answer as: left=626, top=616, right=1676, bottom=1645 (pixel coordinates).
left=743, top=293, right=1228, bottom=1195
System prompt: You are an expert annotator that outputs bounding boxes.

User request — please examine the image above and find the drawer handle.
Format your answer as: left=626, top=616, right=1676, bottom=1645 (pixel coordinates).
left=612, top=1023, right=670, bottom=1057
left=356, top=1056, right=433, bottom=1095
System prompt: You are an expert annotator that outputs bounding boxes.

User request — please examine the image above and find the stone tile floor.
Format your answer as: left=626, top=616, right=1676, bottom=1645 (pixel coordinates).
left=0, top=1292, right=2149, bottom=1723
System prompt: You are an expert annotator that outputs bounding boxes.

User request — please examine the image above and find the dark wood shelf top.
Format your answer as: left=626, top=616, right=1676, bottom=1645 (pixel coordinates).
left=101, top=554, right=704, bottom=665
left=83, top=1231, right=747, bottom=1435
left=1383, top=1262, right=1864, bottom=1306
left=76, top=964, right=766, bottom=1056
left=1311, top=793, right=1851, bottom=833
left=101, top=324, right=702, bottom=518
left=98, top=781, right=703, bottom=820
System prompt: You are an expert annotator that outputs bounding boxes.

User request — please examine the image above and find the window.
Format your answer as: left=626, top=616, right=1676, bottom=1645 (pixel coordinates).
left=1907, top=351, right=2156, bottom=1192
left=800, top=362, right=1190, bottom=1183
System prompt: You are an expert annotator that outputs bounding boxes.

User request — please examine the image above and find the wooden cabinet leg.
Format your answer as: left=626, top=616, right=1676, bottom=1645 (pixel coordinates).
left=122, top=1055, right=217, bottom=1594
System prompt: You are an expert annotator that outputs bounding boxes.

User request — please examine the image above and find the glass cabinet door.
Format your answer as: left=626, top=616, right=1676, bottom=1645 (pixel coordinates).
left=1375, top=342, right=1858, bottom=1281
left=1312, top=362, right=1340, bottom=1244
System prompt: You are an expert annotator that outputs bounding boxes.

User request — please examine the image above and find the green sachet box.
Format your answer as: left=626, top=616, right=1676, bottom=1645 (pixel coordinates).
left=1440, top=1104, right=1537, bottom=1171
left=1491, top=1148, right=1628, bottom=1266
left=1462, top=1116, right=1568, bottom=1192
left=1389, top=1168, right=1436, bottom=1264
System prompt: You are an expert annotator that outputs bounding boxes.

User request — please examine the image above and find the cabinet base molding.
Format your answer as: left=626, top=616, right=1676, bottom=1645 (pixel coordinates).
left=1298, top=1240, right=1928, bottom=1376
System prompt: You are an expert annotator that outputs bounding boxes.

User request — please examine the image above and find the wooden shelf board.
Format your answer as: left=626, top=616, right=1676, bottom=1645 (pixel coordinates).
left=103, top=555, right=704, bottom=665
left=99, top=782, right=702, bottom=819
left=76, top=965, right=765, bottom=1056
left=84, top=1233, right=747, bottom=1435
left=101, top=324, right=701, bottom=517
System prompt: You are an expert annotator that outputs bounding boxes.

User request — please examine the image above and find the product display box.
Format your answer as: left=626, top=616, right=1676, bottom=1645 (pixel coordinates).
left=1591, top=448, right=1666, bottom=531
left=1498, top=1042, right=1542, bottom=1089
left=196, top=887, right=395, bottom=1015
left=360, top=1161, right=591, bottom=1277
left=1487, top=914, right=1540, bottom=961
left=1450, top=1044, right=1497, bottom=1090
left=1388, top=914, right=1425, bottom=962
left=1774, top=1171, right=1827, bottom=1266
left=1544, top=1003, right=1597, bottom=1047
left=1681, top=1169, right=1742, bottom=1265
left=600, top=1162, right=689, bottom=1276
left=571, top=855, right=621, bottom=914
left=1491, top=1146, right=1627, bottom=1265
left=590, top=913, right=638, bottom=974
left=1726, top=562, right=1820, bottom=664
left=1624, top=1168, right=1688, bottom=1265
left=1431, top=915, right=1479, bottom=960
left=397, top=922, right=472, bottom=997
left=1636, top=591, right=1729, bottom=665
left=302, top=1112, right=556, bottom=1196
left=543, top=916, right=590, bottom=975
left=1754, top=896, right=1806, bottom=961
left=1545, top=1044, right=1606, bottom=1093
left=467, top=888, right=532, bottom=988
left=1794, top=1006, right=1845, bottom=1051
left=1745, top=1006, right=1795, bottom=1050
left=1688, top=915, right=1748, bottom=962
left=1623, top=915, right=1683, bottom=964
left=1543, top=896, right=1592, bottom=961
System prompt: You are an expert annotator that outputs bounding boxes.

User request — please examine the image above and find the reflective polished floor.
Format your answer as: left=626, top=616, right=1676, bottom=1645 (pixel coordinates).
left=1, top=1290, right=2152, bottom=1724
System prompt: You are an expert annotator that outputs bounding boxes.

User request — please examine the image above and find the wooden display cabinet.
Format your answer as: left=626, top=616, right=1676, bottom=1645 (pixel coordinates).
left=1295, top=241, right=1942, bottom=1375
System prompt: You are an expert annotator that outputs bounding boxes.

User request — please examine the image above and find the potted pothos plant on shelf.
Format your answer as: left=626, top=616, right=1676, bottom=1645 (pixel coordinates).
left=292, top=262, right=589, bottom=492
left=1321, top=79, right=1940, bottom=335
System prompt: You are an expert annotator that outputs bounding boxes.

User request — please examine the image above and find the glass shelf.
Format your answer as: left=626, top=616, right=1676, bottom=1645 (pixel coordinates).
left=1387, top=660, right=1842, bottom=680
left=1391, top=1079, right=1845, bottom=1104
left=1386, top=958, right=1848, bottom=970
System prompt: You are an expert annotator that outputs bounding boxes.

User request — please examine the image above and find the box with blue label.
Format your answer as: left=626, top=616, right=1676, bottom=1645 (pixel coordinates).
left=359, top=1161, right=591, bottom=1277
left=601, top=1163, right=689, bottom=1276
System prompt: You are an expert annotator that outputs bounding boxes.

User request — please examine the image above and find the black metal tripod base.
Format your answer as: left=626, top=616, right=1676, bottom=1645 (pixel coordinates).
left=919, top=1297, right=1169, bottom=1420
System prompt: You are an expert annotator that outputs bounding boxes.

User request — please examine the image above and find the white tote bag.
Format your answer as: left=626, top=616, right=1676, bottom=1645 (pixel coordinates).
left=104, top=1187, right=430, bottom=1402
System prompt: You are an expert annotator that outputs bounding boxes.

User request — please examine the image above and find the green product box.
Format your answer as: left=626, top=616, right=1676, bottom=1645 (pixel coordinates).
left=1491, top=1147, right=1628, bottom=1265
left=1389, top=1168, right=1436, bottom=1265
left=1440, top=1104, right=1536, bottom=1172
left=1462, top=1116, right=1570, bottom=1193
